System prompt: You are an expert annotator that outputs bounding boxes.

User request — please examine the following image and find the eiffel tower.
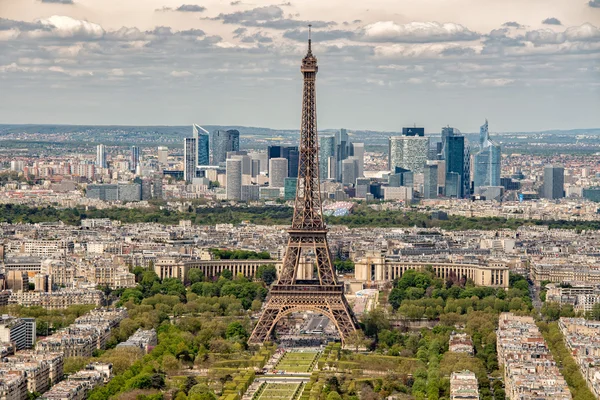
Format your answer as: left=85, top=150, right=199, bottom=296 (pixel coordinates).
left=248, top=27, right=359, bottom=345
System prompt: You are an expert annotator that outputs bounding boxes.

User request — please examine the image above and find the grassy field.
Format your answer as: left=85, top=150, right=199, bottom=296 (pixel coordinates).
left=275, top=351, right=319, bottom=373
left=257, top=383, right=301, bottom=400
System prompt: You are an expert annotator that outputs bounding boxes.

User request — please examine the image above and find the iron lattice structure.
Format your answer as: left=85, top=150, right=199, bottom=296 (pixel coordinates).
left=248, top=31, right=359, bottom=345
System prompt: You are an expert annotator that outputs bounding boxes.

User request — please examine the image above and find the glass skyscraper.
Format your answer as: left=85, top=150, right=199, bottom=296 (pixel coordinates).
left=130, top=146, right=140, bottom=172
left=183, top=137, right=196, bottom=183
left=211, top=129, right=240, bottom=165
left=543, top=164, right=565, bottom=199
left=474, top=119, right=501, bottom=189
left=193, top=124, right=210, bottom=166
left=319, top=135, right=335, bottom=180
left=388, top=133, right=429, bottom=174
left=443, top=127, right=466, bottom=198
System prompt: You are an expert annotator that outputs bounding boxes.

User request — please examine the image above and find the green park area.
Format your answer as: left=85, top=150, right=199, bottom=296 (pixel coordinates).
left=256, top=383, right=303, bottom=400
left=275, top=351, right=319, bottom=373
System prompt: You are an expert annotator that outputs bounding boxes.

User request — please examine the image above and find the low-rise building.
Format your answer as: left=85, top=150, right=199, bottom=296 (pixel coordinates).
left=450, top=370, right=479, bottom=400
left=449, top=332, right=474, bottom=355
left=115, top=328, right=157, bottom=354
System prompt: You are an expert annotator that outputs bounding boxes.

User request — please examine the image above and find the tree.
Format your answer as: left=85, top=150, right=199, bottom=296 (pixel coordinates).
left=255, top=265, right=277, bottom=285
left=188, top=269, right=204, bottom=285
left=326, top=392, right=342, bottom=400
left=225, top=322, right=248, bottom=341
left=221, top=269, right=233, bottom=280
left=346, top=330, right=368, bottom=352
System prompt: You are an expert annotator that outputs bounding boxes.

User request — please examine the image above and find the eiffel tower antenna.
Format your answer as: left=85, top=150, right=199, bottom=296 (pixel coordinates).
left=248, top=29, right=359, bottom=346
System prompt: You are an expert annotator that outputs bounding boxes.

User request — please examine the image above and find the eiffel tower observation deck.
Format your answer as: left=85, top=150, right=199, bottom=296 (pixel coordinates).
left=248, top=27, right=360, bottom=345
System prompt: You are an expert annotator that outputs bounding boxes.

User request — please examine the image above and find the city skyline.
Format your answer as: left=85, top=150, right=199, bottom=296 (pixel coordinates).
left=0, top=0, right=599, bottom=132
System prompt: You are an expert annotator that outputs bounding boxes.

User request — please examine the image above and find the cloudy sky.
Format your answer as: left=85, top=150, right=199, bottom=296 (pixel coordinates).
left=0, top=0, right=599, bottom=132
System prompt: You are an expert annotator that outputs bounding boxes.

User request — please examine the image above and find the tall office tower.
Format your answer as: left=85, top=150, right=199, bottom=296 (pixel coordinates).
left=443, top=127, right=466, bottom=198
left=251, top=159, right=261, bottom=177
left=211, top=129, right=240, bottom=165
left=96, top=144, right=107, bottom=168
left=350, top=142, right=365, bottom=177
left=226, top=158, right=242, bottom=200
left=319, top=135, right=336, bottom=180
left=183, top=137, right=196, bottom=183
left=474, top=119, right=501, bottom=189
left=388, top=131, right=429, bottom=174
left=543, top=164, right=565, bottom=199
left=342, top=158, right=358, bottom=186
left=335, top=129, right=350, bottom=181
left=284, top=177, right=297, bottom=200
left=267, top=146, right=299, bottom=178
left=193, top=124, right=210, bottom=166
left=269, top=158, right=288, bottom=188
left=130, top=146, right=140, bottom=172
left=389, top=167, right=414, bottom=188
left=157, top=146, right=169, bottom=165
left=249, top=152, right=268, bottom=173
left=423, top=163, right=439, bottom=199
left=228, top=151, right=252, bottom=175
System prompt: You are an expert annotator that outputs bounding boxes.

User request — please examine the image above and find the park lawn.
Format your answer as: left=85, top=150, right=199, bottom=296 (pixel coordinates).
left=275, top=351, right=319, bottom=373
left=258, top=383, right=301, bottom=400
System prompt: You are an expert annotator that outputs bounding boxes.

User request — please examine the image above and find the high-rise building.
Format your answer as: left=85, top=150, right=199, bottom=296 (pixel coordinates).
left=211, top=129, right=240, bottom=165
left=183, top=137, right=196, bottom=183
left=130, top=146, right=140, bottom=173
left=543, top=164, right=565, bottom=199
left=267, top=146, right=299, bottom=178
left=96, top=144, right=107, bottom=168
left=193, top=125, right=210, bottom=166
left=335, top=129, right=350, bottom=181
left=226, top=158, right=242, bottom=200
left=474, top=119, right=501, bottom=189
left=443, top=127, right=470, bottom=198
left=350, top=142, right=365, bottom=178
left=249, top=152, right=268, bottom=174
left=157, top=146, right=168, bottom=165
left=423, top=164, right=439, bottom=199
left=269, top=158, right=288, bottom=188
left=284, top=177, right=297, bottom=200
left=342, top=158, right=358, bottom=186
left=319, top=135, right=336, bottom=180
left=389, top=167, right=414, bottom=188
left=388, top=133, right=429, bottom=174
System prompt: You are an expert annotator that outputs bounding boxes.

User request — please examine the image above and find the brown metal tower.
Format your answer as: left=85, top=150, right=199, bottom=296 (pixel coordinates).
left=248, top=28, right=359, bottom=345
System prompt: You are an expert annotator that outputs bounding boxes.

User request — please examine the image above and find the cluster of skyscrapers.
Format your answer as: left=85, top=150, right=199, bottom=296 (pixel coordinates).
left=387, top=120, right=501, bottom=200
left=95, top=144, right=141, bottom=175
left=184, top=124, right=240, bottom=183
left=319, top=129, right=365, bottom=185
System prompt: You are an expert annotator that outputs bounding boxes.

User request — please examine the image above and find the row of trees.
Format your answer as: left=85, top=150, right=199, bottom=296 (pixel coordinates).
left=3, top=203, right=600, bottom=231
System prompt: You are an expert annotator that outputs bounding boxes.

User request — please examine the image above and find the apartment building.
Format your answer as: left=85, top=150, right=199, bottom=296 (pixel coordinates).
left=497, top=313, right=571, bottom=400
left=559, top=318, right=600, bottom=397
left=450, top=370, right=479, bottom=400
left=0, top=316, right=36, bottom=351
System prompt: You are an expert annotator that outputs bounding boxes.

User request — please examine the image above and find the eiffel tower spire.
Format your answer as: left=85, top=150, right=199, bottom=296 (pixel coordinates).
left=248, top=30, right=359, bottom=346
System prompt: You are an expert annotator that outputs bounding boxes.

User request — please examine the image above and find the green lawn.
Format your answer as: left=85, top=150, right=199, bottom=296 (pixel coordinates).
left=257, top=383, right=301, bottom=400
left=275, top=351, right=319, bottom=373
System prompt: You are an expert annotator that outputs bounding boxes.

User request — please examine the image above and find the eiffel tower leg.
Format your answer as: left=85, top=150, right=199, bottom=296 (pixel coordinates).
left=248, top=302, right=281, bottom=344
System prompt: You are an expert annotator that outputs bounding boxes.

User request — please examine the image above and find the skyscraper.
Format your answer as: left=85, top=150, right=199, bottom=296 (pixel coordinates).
left=267, top=146, right=299, bottom=178
left=183, top=137, right=196, bottom=183
left=443, top=127, right=466, bottom=198
left=157, top=146, right=168, bottom=165
left=193, top=124, right=210, bottom=166
left=423, top=164, right=439, bottom=199
left=226, top=158, right=242, bottom=200
left=319, top=135, right=335, bottom=180
left=96, top=144, right=107, bottom=169
left=388, top=133, right=429, bottom=174
left=474, top=120, right=501, bottom=189
left=350, top=142, right=365, bottom=178
left=211, top=129, right=240, bottom=165
left=543, top=164, right=565, bottom=199
left=341, top=158, right=358, bottom=186
left=130, top=146, right=140, bottom=172
left=269, top=158, right=288, bottom=188
left=335, top=129, right=350, bottom=181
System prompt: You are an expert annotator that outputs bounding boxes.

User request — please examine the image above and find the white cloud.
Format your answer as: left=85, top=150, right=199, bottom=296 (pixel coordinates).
left=170, top=70, right=193, bottom=77
left=36, top=15, right=105, bottom=39
left=480, top=78, right=515, bottom=87
left=361, top=21, right=479, bottom=43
